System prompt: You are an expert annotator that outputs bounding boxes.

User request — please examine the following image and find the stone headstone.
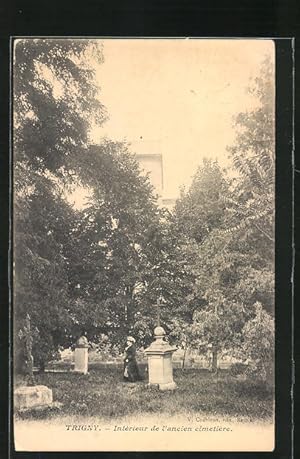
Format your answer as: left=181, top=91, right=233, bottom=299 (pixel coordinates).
left=14, top=385, right=53, bottom=411
left=74, top=336, right=89, bottom=374
left=144, top=326, right=177, bottom=390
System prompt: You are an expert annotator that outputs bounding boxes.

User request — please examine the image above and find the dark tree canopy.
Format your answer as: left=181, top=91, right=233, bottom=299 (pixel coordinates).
left=14, top=38, right=107, bottom=182
left=14, top=39, right=107, bottom=369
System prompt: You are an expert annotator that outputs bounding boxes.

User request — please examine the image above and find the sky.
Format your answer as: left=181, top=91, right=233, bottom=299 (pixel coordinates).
left=68, top=39, right=274, bottom=208
left=89, top=39, right=274, bottom=200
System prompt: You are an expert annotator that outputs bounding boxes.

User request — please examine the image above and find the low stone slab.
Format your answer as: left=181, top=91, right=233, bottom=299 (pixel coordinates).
left=147, top=381, right=177, bottom=391
left=14, top=385, right=53, bottom=411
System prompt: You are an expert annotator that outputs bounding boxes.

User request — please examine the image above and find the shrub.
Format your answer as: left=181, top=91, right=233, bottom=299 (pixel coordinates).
left=230, top=362, right=248, bottom=376
left=242, top=303, right=274, bottom=384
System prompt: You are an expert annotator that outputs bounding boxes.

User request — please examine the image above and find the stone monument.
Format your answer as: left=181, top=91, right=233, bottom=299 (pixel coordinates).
left=74, top=335, right=89, bottom=374
left=15, top=385, right=53, bottom=411
left=144, top=326, right=177, bottom=390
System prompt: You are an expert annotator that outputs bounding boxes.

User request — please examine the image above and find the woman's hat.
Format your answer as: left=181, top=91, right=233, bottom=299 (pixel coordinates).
left=127, top=336, right=136, bottom=343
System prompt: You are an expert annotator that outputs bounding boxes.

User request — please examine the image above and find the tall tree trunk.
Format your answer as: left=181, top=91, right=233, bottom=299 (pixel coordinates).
left=182, top=344, right=188, bottom=370
left=38, top=360, right=45, bottom=373
left=211, top=346, right=218, bottom=373
left=125, top=285, right=135, bottom=332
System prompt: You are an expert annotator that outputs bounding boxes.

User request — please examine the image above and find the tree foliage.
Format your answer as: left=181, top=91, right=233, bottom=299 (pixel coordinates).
left=14, top=39, right=107, bottom=370
left=14, top=176, right=81, bottom=369
left=170, top=57, right=275, bottom=374
left=174, top=159, right=228, bottom=243
left=225, top=56, right=275, bottom=254
left=64, top=141, right=166, bottom=348
left=241, top=302, right=274, bottom=383
left=13, top=39, right=182, bottom=366
left=14, top=38, right=107, bottom=184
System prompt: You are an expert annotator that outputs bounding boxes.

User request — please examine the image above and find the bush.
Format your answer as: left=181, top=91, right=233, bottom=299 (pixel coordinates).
left=230, top=362, right=248, bottom=376
left=242, top=303, right=274, bottom=384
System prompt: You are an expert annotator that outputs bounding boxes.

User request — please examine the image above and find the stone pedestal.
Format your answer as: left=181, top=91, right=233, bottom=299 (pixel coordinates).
left=14, top=385, right=53, bottom=411
left=74, top=336, right=89, bottom=374
left=144, top=326, right=177, bottom=390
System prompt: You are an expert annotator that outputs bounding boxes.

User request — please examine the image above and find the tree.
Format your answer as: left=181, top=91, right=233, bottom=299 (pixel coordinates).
left=14, top=177, right=81, bottom=371
left=222, top=55, right=275, bottom=318
left=169, top=57, right=275, bottom=374
left=14, top=38, right=107, bottom=185
left=171, top=160, right=241, bottom=369
left=68, top=141, right=196, bottom=349
left=240, top=302, right=274, bottom=384
left=62, top=140, right=161, bottom=347
left=14, top=39, right=107, bottom=371
left=224, top=56, right=275, bottom=261
left=14, top=39, right=180, bottom=365
left=174, top=159, right=229, bottom=243
left=190, top=297, right=246, bottom=373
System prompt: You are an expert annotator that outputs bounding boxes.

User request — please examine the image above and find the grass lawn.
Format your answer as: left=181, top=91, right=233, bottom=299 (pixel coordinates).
left=15, top=366, right=274, bottom=422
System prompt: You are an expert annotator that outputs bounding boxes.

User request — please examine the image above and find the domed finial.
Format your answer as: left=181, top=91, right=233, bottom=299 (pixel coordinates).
left=154, top=326, right=166, bottom=342
left=76, top=335, right=89, bottom=348
left=154, top=326, right=165, bottom=336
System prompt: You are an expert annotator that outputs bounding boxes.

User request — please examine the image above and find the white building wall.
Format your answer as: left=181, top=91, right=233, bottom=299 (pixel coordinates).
left=135, top=153, right=175, bottom=211
left=135, top=154, right=163, bottom=196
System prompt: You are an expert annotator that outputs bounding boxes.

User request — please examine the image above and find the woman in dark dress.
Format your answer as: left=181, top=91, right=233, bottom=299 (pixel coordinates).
left=123, top=336, right=141, bottom=382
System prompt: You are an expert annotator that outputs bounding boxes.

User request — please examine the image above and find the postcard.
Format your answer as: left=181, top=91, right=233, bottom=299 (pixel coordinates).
left=12, top=38, right=275, bottom=452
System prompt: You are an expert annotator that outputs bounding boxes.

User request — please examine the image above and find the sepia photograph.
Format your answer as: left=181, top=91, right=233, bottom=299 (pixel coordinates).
left=12, top=38, right=275, bottom=451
